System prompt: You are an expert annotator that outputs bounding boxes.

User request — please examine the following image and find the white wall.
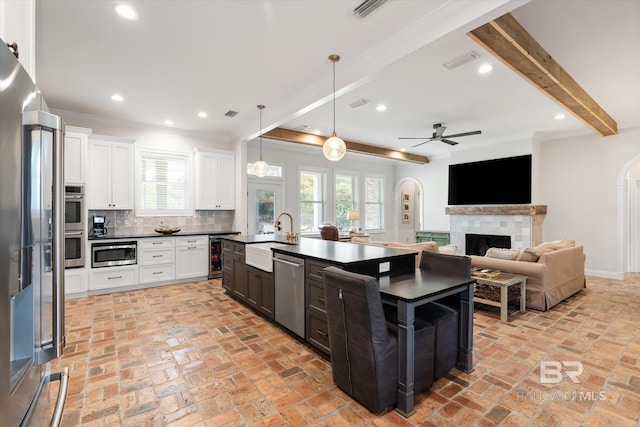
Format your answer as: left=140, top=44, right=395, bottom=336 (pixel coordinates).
left=395, top=127, right=640, bottom=279
left=248, top=140, right=397, bottom=241
left=0, top=0, right=36, bottom=80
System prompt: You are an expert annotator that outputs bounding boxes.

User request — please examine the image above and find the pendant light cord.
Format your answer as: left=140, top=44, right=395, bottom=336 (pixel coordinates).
left=259, top=108, right=263, bottom=159
left=332, top=58, right=336, bottom=134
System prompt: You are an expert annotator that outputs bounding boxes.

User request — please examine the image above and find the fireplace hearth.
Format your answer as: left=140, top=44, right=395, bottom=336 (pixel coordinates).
left=466, top=233, right=511, bottom=256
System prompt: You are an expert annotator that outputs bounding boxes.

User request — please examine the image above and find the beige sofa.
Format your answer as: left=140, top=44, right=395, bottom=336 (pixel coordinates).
left=351, top=237, right=456, bottom=267
left=470, top=241, right=586, bottom=311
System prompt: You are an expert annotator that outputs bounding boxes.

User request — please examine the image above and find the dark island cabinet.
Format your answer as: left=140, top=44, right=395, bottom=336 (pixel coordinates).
left=221, top=240, right=246, bottom=299
left=305, top=259, right=335, bottom=356
left=246, top=265, right=275, bottom=320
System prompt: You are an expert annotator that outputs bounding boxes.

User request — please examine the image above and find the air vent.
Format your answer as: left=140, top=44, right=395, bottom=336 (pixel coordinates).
left=224, top=110, right=238, bottom=117
left=348, top=99, right=372, bottom=109
left=353, top=0, right=388, bottom=18
left=442, top=51, right=480, bottom=70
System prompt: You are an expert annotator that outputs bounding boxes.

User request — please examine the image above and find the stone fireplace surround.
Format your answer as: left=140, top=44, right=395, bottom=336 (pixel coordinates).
left=446, top=205, right=547, bottom=256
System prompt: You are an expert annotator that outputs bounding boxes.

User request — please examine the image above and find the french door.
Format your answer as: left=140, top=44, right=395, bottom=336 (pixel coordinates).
left=247, top=181, right=283, bottom=235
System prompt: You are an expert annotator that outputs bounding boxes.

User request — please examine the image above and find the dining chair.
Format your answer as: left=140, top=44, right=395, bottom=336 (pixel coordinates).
left=322, top=267, right=435, bottom=413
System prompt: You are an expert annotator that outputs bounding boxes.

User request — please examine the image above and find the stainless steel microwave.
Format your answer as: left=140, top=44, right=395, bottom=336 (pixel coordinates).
left=91, top=241, right=137, bottom=268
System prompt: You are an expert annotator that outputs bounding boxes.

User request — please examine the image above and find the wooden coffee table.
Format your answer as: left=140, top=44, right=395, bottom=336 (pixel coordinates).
left=472, top=272, right=527, bottom=321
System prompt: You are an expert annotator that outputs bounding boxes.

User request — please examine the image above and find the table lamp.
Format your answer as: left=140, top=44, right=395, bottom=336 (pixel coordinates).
left=348, top=211, right=360, bottom=233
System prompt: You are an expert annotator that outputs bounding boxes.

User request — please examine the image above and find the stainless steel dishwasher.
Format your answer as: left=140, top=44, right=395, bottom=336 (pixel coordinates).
left=273, top=252, right=305, bottom=338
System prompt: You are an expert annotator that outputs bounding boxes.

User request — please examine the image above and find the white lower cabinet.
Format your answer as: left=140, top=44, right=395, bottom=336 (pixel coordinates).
left=90, top=265, right=138, bottom=290
left=65, top=267, right=88, bottom=296
left=138, top=237, right=175, bottom=284
left=175, top=236, right=208, bottom=280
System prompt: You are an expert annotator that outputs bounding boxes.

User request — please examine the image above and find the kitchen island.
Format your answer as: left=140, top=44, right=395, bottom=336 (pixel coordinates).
left=220, top=236, right=418, bottom=354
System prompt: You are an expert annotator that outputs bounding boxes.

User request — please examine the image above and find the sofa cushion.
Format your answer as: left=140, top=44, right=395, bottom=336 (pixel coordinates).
left=484, top=247, right=521, bottom=260
left=516, top=248, right=540, bottom=262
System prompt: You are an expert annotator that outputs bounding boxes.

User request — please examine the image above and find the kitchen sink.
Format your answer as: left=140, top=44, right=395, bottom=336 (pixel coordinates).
left=245, top=242, right=290, bottom=272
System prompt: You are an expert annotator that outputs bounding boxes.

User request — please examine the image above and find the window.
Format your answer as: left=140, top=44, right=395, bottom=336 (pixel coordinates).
left=247, top=162, right=283, bottom=177
left=136, top=149, right=190, bottom=216
left=300, top=170, right=326, bottom=233
left=335, top=173, right=358, bottom=231
left=364, top=176, right=384, bottom=231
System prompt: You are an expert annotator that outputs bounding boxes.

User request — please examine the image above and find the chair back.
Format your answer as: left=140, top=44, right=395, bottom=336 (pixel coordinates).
left=320, top=225, right=339, bottom=241
left=419, top=251, right=471, bottom=278
left=323, top=267, right=397, bottom=413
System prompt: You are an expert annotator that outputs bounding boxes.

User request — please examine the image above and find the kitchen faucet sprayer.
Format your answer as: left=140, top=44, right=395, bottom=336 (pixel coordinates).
left=274, top=212, right=298, bottom=243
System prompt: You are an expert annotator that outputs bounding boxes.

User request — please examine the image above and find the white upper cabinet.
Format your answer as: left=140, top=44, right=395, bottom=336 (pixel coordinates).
left=64, top=126, right=91, bottom=184
left=88, top=135, right=134, bottom=210
left=194, top=149, right=235, bottom=210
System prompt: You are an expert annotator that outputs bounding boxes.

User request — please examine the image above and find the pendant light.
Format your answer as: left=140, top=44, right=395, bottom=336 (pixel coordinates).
left=252, top=104, right=269, bottom=177
left=323, top=54, right=346, bottom=161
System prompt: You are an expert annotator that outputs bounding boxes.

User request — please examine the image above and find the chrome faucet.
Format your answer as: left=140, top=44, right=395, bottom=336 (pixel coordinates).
left=274, top=212, right=298, bottom=243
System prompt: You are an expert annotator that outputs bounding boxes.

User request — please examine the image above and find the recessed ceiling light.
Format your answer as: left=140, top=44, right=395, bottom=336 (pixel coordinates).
left=376, top=104, right=387, bottom=111
left=555, top=113, right=566, bottom=120
left=400, top=148, right=407, bottom=152
left=478, top=63, right=493, bottom=74
left=197, top=111, right=207, bottom=118
left=313, top=130, right=322, bottom=135
left=115, top=4, right=139, bottom=20
left=164, top=120, right=174, bottom=126
left=111, top=94, right=124, bottom=102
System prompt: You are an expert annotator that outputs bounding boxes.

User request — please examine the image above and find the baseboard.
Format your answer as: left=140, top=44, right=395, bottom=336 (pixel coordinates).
left=585, top=269, right=625, bottom=280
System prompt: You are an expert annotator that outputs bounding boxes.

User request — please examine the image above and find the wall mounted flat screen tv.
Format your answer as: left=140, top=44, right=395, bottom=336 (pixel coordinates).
left=448, top=154, right=532, bottom=205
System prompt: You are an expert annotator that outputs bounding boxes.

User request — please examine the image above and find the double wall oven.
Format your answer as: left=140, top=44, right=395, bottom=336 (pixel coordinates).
left=64, top=185, right=85, bottom=268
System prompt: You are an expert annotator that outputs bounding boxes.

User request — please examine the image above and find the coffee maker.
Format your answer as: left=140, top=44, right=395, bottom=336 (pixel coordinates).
left=92, top=215, right=107, bottom=237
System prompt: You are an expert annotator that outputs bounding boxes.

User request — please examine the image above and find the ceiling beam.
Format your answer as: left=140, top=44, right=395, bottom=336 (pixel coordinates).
left=468, top=13, right=617, bottom=136
left=263, top=127, right=430, bottom=164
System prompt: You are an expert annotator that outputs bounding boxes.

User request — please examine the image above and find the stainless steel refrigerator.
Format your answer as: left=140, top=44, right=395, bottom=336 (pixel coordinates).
left=0, top=39, right=68, bottom=426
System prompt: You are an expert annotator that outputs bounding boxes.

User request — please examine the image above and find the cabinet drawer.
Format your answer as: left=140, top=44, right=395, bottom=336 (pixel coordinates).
left=141, top=237, right=175, bottom=249
left=306, top=259, right=334, bottom=281
left=140, top=264, right=175, bottom=284
left=176, top=235, right=207, bottom=247
left=222, top=253, right=234, bottom=270
left=140, top=248, right=175, bottom=265
left=307, top=312, right=330, bottom=354
left=233, top=243, right=245, bottom=255
left=307, top=278, right=326, bottom=313
left=222, top=239, right=234, bottom=251
left=90, top=266, right=138, bottom=290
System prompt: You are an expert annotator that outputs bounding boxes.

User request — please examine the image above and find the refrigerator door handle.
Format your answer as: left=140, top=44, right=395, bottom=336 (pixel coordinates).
left=52, top=124, right=65, bottom=357
left=48, top=368, right=69, bottom=427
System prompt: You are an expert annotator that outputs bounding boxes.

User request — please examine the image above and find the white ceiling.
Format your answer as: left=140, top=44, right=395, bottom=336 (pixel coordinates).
left=35, top=0, right=640, bottom=160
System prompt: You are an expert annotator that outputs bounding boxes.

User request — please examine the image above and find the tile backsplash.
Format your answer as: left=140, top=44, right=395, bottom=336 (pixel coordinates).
left=89, top=210, right=235, bottom=235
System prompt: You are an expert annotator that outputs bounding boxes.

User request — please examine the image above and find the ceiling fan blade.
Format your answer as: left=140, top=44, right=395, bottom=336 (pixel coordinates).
left=409, top=139, right=433, bottom=148
left=441, top=138, right=458, bottom=146
left=398, top=137, right=434, bottom=140
left=443, top=130, right=482, bottom=138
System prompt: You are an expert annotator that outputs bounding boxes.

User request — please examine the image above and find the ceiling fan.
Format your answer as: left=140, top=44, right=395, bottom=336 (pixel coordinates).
left=399, top=123, right=481, bottom=147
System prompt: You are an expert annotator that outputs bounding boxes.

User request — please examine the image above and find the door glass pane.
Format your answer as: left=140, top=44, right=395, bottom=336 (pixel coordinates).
left=254, top=189, right=275, bottom=234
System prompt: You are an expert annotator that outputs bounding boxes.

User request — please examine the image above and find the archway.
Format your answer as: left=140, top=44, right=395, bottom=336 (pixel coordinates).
left=395, top=177, right=424, bottom=243
left=617, top=154, right=640, bottom=274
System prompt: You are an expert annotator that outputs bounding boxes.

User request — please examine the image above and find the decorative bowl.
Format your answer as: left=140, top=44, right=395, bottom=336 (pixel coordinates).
left=155, top=227, right=181, bottom=235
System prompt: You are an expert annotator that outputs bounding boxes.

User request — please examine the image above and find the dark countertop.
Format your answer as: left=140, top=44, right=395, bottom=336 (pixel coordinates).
left=272, top=238, right=418, bottom=265
left=220, top=234, right=291, bottom=244
left=220, top=235, right=418, bottom=265
left=88, top=230, right=240, bottom=241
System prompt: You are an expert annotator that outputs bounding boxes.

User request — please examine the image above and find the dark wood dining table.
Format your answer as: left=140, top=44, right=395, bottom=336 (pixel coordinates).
left=378, top=269, right=475, bottom=417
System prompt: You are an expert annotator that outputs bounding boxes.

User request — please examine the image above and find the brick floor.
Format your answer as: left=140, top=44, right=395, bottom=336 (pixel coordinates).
left=51, top=274, right=640, bottom=426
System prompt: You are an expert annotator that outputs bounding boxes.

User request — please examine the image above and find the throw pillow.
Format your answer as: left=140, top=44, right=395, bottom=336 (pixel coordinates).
left=484, top=247, right=520, bottom=260
left=407, top=242, right=439, bottom=253
left=530, top=238, right=576, bottom=257
left=516, top=248, right=540, bottom=262
left=438, top=244, right=458, bottom=255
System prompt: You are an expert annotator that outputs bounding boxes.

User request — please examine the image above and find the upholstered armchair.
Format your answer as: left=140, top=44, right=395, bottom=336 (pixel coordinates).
left=322, top=267, right=435, bottom=413
left=319, top=224, right=339, bottom=241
